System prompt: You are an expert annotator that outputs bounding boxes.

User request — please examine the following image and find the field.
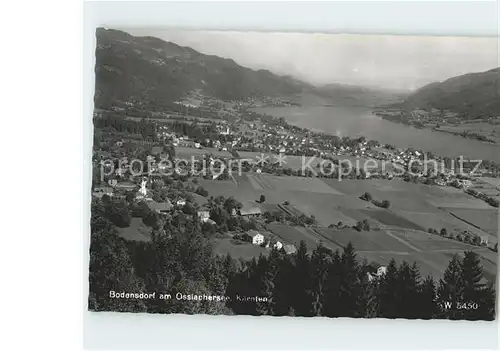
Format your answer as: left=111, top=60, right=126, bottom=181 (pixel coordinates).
left=394, top=210, right=490, bottom=239
left=198, top=172, right=497, bottom=281
left=337, top=207, right=380, bottom=228
left=478, top=177, right=500, bottom=188
left=315, top=228, right=414, bottom=252
left=213, top=237, right=268, bottom=260
left=420, top=185, right=491, bottom=209
left=360, top=209, right=426, bottom=231
left=235, top=151, right=323, bottom=170
left=314, top=227, right=497, bottom=281
left=388, top=229, right=481, bottom=251
left=443, top=208, right=498, bottom=237
left=265, top=223, right=345, bottom=252
left=436, top=123, right=500, bottom=144
left=176, top=146, right=232, bottom=159
left=117, top=218, right=152, bottom=242
left=251, top=174, right=343, bottom=195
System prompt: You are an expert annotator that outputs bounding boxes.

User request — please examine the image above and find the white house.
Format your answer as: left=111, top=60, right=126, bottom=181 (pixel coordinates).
left=273, top=241, right=283, bottom=250
left=252, top=233, right=264, bottom=245
left=176, top=198, right=186, bottom=207
left=247, top=230, right=264, bottom=245
left=197, top=210, right=210, bottom=222
left=367, top=266, right=388, bottom=282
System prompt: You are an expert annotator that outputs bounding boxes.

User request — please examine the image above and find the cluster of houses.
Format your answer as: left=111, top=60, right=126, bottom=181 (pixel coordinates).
left=237, top=229, right=298, bottom=255
left=92, top=177, right=218, bottom=223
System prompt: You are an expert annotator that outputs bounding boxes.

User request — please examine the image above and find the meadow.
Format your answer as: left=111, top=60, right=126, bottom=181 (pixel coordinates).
left=176, top=146, right=232, bottom=159
left=197, top=172, right=497, bottom=281
left=265, top=223, right=342, bottom=253
left=315, top=228, right=413, bottom=253
left=213, top=237, right=268, bottom=260
left=360, top=209, right=426, bottom=231
left=117, top=218, right=152, bottom=242
left=444, top=208, right=498, bottom=237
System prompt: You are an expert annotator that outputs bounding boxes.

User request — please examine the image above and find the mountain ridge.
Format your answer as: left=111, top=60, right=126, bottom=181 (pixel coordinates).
left=94, top=28, right=313, bottom=107
left=399, top=67, right=500, bottom=118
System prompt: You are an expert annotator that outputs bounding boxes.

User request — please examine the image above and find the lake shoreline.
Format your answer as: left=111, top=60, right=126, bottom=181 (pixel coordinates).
left=254, top=105, right=500, bottom=163
left=373, top=113, right=498, bottom=145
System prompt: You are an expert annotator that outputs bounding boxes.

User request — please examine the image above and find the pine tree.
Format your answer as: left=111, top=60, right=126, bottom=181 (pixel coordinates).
left=417, top=276, right=438, bottom=319
left=256, top=253, right=276, bottom=315
left=324, top=249, right=342, bottom=317
left=377, top=259, right=399, bottom=318
left=292, top=240, right=313, bottom=316
left=460, top=251, right=495, bottom=320
left=309, top=243, right=333, bottom=316
left=437, top=254, right=464, bottom=320
left=272, top=251, right=294, bottom=316
left=397, top=261, right=421, bottom=318
left=337, top=242, right=364, bottom=317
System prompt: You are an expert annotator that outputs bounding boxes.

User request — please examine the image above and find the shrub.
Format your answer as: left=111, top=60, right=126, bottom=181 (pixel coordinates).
left=359, top=192, right=373, bottom=202
left=380, top=200, right=391, bottom=209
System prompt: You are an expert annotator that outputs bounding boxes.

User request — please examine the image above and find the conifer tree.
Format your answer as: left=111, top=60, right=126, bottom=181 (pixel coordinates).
left=396, top=261, right=421, bottom=318
left=377, top=259, right=399, bottom=318
left=337, top=242, right=364, bottom=317
left=460, top=251, right=495, bottom=320
left=272, top=251, right=294, bottom=316
left=324, top=249, right=342, bottom=317
left=309, top=243, right=333, bottom=316
left=437, top=254, right=464, bottom=319
left=256, top=250, right=279, bottom=315
left=417, top=276, right=438, bottom=319
left=292, top=241, right=313, bottom=316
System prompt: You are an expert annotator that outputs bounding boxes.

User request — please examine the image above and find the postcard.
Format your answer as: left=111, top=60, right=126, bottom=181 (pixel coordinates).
left=88, top=28, right=498, bottom=320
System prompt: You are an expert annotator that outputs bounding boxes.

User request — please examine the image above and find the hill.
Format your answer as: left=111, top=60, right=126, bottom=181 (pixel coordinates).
left=399, top=67, right=500, bottom=119
left=94, top=28, right=311, bottom=108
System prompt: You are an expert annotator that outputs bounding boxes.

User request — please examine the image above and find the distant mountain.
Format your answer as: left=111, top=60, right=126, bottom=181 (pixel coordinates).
left=94, top=28, right=311, bottom=107
left=314, top=83, right=407, bottom=108
left=400, top=68, right=500, bottom=118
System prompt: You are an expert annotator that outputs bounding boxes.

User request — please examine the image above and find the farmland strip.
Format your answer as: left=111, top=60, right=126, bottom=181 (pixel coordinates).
left=384, top=230, right=422, bottom=252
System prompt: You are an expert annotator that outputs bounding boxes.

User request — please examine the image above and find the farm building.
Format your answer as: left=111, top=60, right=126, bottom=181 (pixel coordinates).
left=114, top=182, right=137, bottom=191
left=239, top=205, right=262, bottom=218
left=147, top=200, right=172, bottom=214
left=247, top=230, right=265, bottom=245
left=260, top=203, right=283, bottom=217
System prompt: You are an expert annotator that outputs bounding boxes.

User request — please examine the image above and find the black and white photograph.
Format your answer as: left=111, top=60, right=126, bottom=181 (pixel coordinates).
left=88, top=27, right=498, bottom=321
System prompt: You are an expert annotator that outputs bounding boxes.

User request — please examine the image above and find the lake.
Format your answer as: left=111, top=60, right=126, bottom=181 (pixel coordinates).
left=255, top=105, right=500, bottom=163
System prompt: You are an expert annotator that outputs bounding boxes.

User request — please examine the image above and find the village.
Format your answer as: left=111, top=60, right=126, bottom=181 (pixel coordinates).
left=374, top=107, right=500, bottom=144
left=91, top=101, right=499, bottom=282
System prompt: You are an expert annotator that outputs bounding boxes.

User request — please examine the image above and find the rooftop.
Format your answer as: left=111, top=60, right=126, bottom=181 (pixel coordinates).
left=147, top=200, right=172, bottom=212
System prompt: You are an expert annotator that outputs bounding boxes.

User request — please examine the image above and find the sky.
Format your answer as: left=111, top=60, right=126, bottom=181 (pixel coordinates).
left=124, top=29, right=498, bottom=91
